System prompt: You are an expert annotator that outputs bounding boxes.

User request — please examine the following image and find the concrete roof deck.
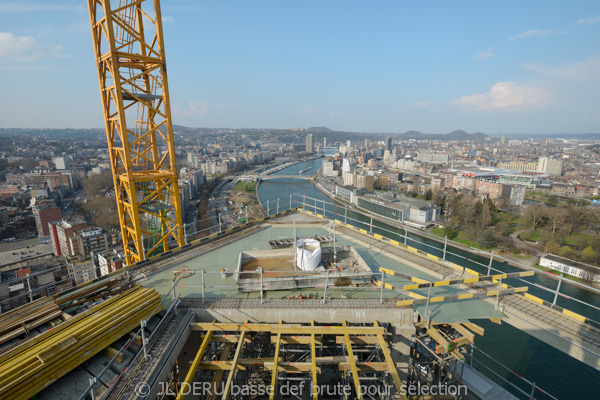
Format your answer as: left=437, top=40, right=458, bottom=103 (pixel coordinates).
left=141, top=220, right=503, bottom=324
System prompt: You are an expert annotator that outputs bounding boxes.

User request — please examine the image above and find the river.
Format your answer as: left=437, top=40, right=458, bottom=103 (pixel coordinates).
left=258, top=156, right=600, bottom=399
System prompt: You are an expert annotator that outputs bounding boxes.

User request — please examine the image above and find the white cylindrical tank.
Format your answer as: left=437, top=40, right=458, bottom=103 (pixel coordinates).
left=295, top=238, right=322, bottom=271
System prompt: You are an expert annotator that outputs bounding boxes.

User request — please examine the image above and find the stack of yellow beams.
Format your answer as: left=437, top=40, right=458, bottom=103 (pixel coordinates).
left=0, top=297, right=62, bottom=346
left=0, top=285, right=161, bottom=400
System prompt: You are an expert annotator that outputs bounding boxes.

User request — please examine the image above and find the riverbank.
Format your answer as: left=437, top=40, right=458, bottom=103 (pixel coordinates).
left=312, top=177, right=600, bottom=296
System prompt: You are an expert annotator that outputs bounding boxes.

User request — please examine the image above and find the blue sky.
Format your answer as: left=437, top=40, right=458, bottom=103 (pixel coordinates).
left=1, top=1, right=599, bottom=134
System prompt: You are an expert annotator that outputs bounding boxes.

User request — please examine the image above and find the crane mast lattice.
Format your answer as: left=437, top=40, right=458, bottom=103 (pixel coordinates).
left=87, top=0, right=184, bottom=264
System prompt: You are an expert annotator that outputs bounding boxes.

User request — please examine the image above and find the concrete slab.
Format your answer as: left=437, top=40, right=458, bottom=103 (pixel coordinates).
left=461, top=364, right=519, bottom=400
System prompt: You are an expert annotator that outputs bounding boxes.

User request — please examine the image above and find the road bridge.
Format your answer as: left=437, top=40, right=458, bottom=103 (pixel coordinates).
left=239, top=174, right=313, bottom=181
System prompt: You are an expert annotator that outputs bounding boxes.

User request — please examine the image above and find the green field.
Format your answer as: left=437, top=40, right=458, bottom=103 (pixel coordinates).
left=233, top=181, right=257, bottom=192
left=431, top=228, right=496, bottom=250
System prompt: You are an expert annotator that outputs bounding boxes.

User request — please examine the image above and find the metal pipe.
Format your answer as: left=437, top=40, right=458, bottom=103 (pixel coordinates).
left=26, top=274, right=33, bottom=303
left=423, top=284, right=432, bottom=327
left=487, top=253, right=493, bottom=276
left=260, top=268, right=264, bottom=303
left=141, top=319, right=149, bottom=361
left=323, top=270, right=330, bottom=304
left=495, top=275, right=503, bottom=309
left=201, top=269, right=205, bottom=301
left=443, top=236, right=447, bottom=260
left=553, top=276, right=563, bottom=306
left=380, top=271, right=385, bottom=304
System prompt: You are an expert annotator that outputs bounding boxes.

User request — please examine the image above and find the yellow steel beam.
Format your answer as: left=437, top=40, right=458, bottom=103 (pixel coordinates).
left=199, top=334, right=252, bottom=344
left=373, top=280, right=426, bottom=300
left=207, top=343, right=233, bottom=400
left=190, top=323, right=384, bottom=336
left=378, top=267, right=430, bottom=284
left=374, top=322, right=406, bottom=400
left=339, top=362, right=389, bottom=371
left=310, top=321, right=318, bottom=400
left=269, top=321, right=282, bottom=400
left=0, top=287, right=161, bottom=399
left=222, top=330, right=246, bottom=400
left=334, top=336, right=380, bottom=345
left=176, top=330, right=213, bottom=400
left=270, top=335, right=322, bottom=345
left=397, top=286, right=528, bottom=306
left=450, top=323, right=475, bottom=343
left=462, top=322, right=485, bottom=336
left=263, top=362, right=321, bottom=372
left=397, top=271, right=534, bottom=291
left=343, top=321, right=362, bottom=400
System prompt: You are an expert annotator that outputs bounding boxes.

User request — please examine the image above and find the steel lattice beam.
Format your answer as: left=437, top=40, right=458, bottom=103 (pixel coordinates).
left=88, top=0, right=184, bottom=264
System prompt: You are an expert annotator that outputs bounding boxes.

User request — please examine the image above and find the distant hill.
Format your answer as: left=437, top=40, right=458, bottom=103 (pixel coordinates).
left=308, top=126, right=334, bottom=132
left=390, top=129, right=489, bottom=141
left=402, top=130, right=424, bottom=136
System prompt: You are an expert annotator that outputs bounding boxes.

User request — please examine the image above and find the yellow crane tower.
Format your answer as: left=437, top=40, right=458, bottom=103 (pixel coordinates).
left=87, top=0, right=184, bottom=264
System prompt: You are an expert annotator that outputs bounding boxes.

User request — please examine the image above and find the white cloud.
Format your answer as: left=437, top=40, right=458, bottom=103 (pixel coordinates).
left=577, top=16, right=600, bottom=25
left=173, top=101, right=208, bottom=117
left=508, top=29, right=558, bottom=41
left=327, top=109, right=354, bottom=119
left=472, top=48, right=494, bottom=60
left=0, top=32, right=63, bottom=62
left=299, top=105, right=318, bottom=115
left=0, top=3, right=84, bottom=13
left=412, top=101, right=436, bottom=109
left=451, top=82, right=548, bottom=111
left=162, top=16, right=174, bottom=23
left=524, top=56, right=600, bottom=83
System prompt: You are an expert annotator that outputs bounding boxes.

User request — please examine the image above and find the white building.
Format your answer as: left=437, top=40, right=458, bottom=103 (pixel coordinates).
left=342, top=171, right=354, bottom=186
left=322, top=159, right=337, bottom=177
left=417, top=153, right=449, bottom=164
left=306, top=134, right=313, bottom=153
left=53, top=157, right=70, bottom=170
left=537, top=157, right=563, bottom=176
left=342, top=158, right=354, bottom=174
left=509, top=185, right=526, bottom=206
left=68, top=261, right=97, bottom=286
left=540, top=254, right=600, bottom=282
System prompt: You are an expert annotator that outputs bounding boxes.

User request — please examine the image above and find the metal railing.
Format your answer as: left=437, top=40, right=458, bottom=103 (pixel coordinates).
left=293, top=193, right=600, bottom=323
left=466, top=343, right=559, bottom=400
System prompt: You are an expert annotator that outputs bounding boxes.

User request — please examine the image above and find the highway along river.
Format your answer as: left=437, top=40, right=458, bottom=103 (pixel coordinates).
left=258, top=156, right=600, bottom=399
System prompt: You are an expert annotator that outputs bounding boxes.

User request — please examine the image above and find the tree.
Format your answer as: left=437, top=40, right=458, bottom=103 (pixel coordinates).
left=545, top=207, right=563, bottom=239
left=432, top=188, right=445, bottom=208
left=523, top=204, right=546, bottom=231
left=444, top=224, right=459, bottom=240
left=582, top=246, right=597, bottom=264
left=478, top=199, right=493, bottom=230
left=562, top=205, right=589, bottom=238
left=21, top=158, right=38, bottom=170
left=425, top=189, right=433, bottom=201
left=559, top=245, right=576, bottom=259
left=477, top=229, right=496, bottom=249
left=545, top=240, right=561, bottom=255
